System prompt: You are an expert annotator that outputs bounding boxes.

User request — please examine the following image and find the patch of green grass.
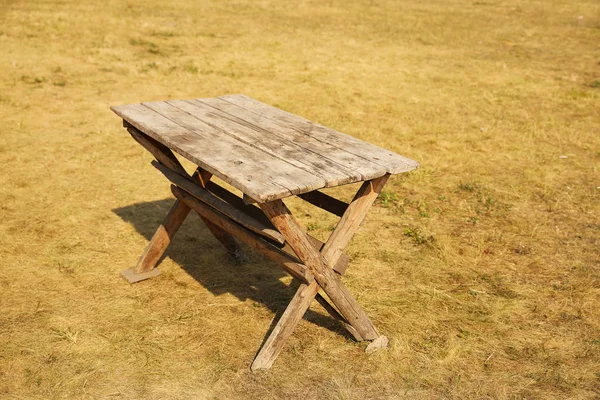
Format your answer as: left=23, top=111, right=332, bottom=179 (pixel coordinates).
left=20, top=75, right=46, bottom=85
left=588, top=80, right=600, bottom=88
left=458, top=182, right=479, bottom=192
left=183, top=61, right=198, bottom=74
left=403, top=226, right=435, bottom=246
left=139, top=62, right=159, bottom=73
left=129, top=38, right=166, bottom=55
left=378, top=190, right=399, bottom=208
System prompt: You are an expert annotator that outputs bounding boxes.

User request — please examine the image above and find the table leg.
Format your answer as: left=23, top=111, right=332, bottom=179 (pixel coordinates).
left=121, top=198, right=191, bottom=283
left=252, top=174, right=390, bottom=369
left=195, top=168, right=247, bottom=262
left=251, top=281, right=319, bottom=371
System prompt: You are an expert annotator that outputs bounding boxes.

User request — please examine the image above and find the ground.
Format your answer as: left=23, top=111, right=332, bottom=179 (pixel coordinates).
left=0, top=0, right=599, bottom=399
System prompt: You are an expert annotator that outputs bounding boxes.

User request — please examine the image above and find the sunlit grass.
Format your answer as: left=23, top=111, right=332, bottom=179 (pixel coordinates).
left=0, top=0, right=599, bottom=398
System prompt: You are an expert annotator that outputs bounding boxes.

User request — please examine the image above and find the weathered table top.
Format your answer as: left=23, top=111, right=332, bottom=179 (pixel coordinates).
left=111, top=94, right=418, bottom=202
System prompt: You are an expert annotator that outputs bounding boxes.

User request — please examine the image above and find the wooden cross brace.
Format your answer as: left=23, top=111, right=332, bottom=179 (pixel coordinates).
left=122, top=125, right=389, bottom=370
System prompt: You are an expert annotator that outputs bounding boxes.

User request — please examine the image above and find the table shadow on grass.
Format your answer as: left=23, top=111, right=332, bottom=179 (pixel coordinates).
left=113, top=198, right=357, bottom=342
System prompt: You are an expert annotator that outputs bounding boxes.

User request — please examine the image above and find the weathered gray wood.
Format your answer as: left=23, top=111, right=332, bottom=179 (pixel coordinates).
left=321, top=175, right=390, bottom=269
left=315, top=293, right=362, bottom=341
left=251, top=281, right=319, bottom=371
left=252, top=177, right=388, bottom=369
left=177, top=98, right=358, bottom=187
left=196, top=98, right=386, bottom=182
left=112, top=104, right=305, bottom=202
left=172, top=186, right=313, bottom=283
left=152, top=160, right=285, bottom=244
left=219, top=94, right=419, bottom=174
left=141, top=101, right=326, bottom=198
left=127, top=126, right=188, bottom=177
left=260, top=200, right=380, bottom=340
left=297, top=190, right=349, bottom=217
left=195, top=168, right=247, bottom=262
left=124, top=128, right=247, bottom=274
left=192, top=98, right=376, bottom=185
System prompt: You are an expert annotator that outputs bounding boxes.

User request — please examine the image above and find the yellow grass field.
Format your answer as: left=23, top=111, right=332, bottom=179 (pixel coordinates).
left=1, top=0, right=599, bottom=398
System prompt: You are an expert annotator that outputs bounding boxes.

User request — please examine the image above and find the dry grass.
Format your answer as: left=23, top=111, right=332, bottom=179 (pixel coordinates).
left=1, top=0, right=599, bottom=398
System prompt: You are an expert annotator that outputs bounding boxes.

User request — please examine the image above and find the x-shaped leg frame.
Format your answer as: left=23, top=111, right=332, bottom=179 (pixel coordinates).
left=121, top=123, right=389, bottom=370
left=120, top=125, right=246, bottom=283
left=251, top=174, right=389, bottom=370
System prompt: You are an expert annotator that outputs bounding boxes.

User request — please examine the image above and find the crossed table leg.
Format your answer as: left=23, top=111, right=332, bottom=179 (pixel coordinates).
left=251, top=175, right=389, bottom=370
left=121, top=125, right=390, bottom=370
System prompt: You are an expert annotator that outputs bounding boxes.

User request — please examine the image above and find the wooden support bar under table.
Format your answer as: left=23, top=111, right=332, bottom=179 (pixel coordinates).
left=172, top=185, right=313, bottom=283
left=297, top=190, right=348, bottom=217
left=153, top=160, right=285, bottom=244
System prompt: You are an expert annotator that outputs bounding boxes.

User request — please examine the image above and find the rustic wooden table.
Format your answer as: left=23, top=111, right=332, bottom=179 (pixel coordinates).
left=111, top=94, right=418, bottom=370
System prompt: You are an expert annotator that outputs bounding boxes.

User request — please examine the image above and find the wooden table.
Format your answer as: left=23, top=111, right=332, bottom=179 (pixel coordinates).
left=111, top=94, right=418, bottom=370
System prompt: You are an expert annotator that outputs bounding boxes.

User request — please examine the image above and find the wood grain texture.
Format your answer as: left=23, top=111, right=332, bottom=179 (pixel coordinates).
left=219, top=94, right=419, bottom=174
left=172, top=186, right=313, bottom=283
left=141, top=101, right=325, bottom=197
left=112, top=95, right=417, bottom=201
left=314, top=293, right=363, bottom=341
left=297, top=190, right=349, bottom=217
left=127, top=126, right=188, bottom=177
left=173, top=99, right=357, bottom=188
left=251, top=281, right=319, bottom=371
left=279, top=233, right=348, bottom=276
left=112, top=104, right=303, bottom=201
left=133, top=199, right=191, bottom=274
left=152, top=160, right=285, bottom=244
left=260, top=199, right=380, bottom=340
left=194, top=97, right=384, bottom=184
left=321, top=174, right=390, bottom=269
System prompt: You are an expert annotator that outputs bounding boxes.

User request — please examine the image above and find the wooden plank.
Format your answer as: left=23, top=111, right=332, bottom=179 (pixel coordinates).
left=162, top=100, right=334, bottom=190
left=195, top=97, right=383, bottom=184
left=131, top=199, right=191, bottom=274
left=260, top=200, right=380, bottom=340
left=121, top=267, right=162, bottom=284
left=321, top=175, right=390, bottom=269
left=279, top=238, right=348, bottom=276
left=185, top=98, right=361, bottom=186
left=195, top=168, right=247, bottom=262
left=127, top=126, right=188, bottom=177
left=297, top=190, right=348, bottom=217
left=168, top=173, right=350, bottom=274
left=140, top=101, right=327, bottom=198
left=112, top=104, right=306, bottom=202
left=251, top=281, right=319, bottom=371
left=203, top=180, right=277, bottom=231
left=315, top=293, right=362, bottom=341
left=172, top=185, right=313, bottom=283
left=152, top=160, right=285, bottom=244
left=219, top=94, right=419, bottom=174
